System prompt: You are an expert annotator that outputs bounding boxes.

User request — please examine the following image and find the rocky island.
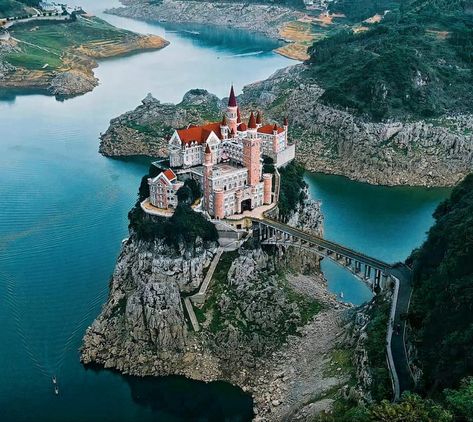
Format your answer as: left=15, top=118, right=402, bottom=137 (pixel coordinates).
left=0, top=5, right=168, bottom=96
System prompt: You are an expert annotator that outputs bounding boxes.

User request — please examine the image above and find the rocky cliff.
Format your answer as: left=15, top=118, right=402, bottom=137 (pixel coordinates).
left=99, top=89, right=222, bottom=156
left=108, top=0, right=304, bottom=40
left=100, top=65, right=473, bottom=187
left=81, top=196, right=353, bottom=420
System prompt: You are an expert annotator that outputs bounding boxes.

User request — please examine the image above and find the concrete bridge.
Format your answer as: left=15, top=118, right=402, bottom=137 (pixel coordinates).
left=253, top=218, right=392, bottom=290
left=251, top=216, right=415, bottom=400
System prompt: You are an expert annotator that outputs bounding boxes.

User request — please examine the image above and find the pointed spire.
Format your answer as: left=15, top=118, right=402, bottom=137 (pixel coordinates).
left=221, top=114, right=227, bottom=125
left=205, top=144, right=211, bottom=154
left=283, top=116, right=288, bottom=126
left=248, top=112, right=256, bottom=129
left=228, top=85, right=237, bottom=107
left=273, top=123, right=278, bottom=132
left=231, top=127, right=236, bottom=136
left=256, top=112, right=262, bottom=124
left=237, top=108, right=241, bottom=123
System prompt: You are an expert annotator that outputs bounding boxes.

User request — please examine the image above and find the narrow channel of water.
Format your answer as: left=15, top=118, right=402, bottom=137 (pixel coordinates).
left=305, top=173, right=450, bottom=304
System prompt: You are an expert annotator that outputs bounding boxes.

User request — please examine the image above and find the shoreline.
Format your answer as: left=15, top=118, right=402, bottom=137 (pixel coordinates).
left=0, top=18, right=169, bottom=97
left=105, top=0, right=316, bottom=61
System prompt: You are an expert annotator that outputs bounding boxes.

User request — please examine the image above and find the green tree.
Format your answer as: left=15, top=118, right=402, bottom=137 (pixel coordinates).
left=445, top=377, right=473, bottom=421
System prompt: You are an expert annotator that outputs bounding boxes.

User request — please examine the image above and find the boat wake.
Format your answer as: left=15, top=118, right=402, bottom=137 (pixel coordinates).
left=221, top=51, right=264, bottom=58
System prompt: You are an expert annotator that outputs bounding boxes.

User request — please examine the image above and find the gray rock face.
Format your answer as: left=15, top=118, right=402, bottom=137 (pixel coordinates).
left=241, top=65, right=473, bottom=187
left=99, top=90, right=222, bottom=156
left=49, top=70, right=98, bottom=96
left=80, top=236, right=217, bottom=373
left=107, top=0, right=304, bottom=39
left=99, top=63, right=472, bottom=186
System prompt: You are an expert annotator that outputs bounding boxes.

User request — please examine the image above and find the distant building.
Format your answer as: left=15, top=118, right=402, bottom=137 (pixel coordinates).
left=147, top=85, right=295, bottom=219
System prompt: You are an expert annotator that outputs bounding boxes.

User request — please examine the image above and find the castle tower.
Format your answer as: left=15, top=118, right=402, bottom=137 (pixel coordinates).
left=214, top=189, right=225, bottom=219
left=203, top=144, right=213, bottom=213
left=226, top=85, right=238, bottom=134
left=272, top=123, right=279, bottom=153
left=243, top=115, right=261, bottom=186
left=263, top=173, right=273, bottom=205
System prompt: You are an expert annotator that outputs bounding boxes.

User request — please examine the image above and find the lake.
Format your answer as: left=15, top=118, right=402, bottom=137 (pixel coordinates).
left=0, top=1, right=450, bottom=420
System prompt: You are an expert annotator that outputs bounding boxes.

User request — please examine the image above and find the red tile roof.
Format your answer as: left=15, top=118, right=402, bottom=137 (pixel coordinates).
left=256, top=112, right=262, bottom=124
left=163, top=169, right=176, bottom=181
left=177, top=122, right=223, bottom=144
left=258, top=124, right=284, bottom=135
left=239, top=122, right=247, bottom=131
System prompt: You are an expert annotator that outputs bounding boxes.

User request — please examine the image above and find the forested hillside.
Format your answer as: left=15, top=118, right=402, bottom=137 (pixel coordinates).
left=408, top=173, right=473, bottom=394
left=307, top=0, right=473, bottom=120
left=0, top=0, right=40, bottom=18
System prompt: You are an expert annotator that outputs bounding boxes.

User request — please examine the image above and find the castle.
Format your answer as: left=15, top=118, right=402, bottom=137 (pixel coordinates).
left=146, top=86, right=295, bottom=220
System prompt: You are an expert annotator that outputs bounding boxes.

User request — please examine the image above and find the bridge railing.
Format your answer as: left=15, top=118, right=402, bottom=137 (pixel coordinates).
left=254, top=216, right=392, bottom=271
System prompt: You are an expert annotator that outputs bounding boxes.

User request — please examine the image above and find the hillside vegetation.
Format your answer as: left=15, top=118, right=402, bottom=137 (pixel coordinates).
left=0, top=0, right=39, bottom=18
left=408, top=173, right=473, bottom=394
left=308, top=0, right=473, bottom=120
left=316, top=174, right=473, bottom=421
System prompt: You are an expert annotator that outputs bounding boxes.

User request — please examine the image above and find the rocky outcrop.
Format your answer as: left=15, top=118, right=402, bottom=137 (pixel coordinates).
left=107, top=0, right=304, bottom=40
left=99, top=90, right=222, bottom=156
left=49, top=69, right=98, bottom=96
left=81, top=235, right=218, bottom=374
left=240, top=65, right=473, bottom=187
left=99, top=63, right=473, bottom=187
left=81, top=194, right=354, bottom=420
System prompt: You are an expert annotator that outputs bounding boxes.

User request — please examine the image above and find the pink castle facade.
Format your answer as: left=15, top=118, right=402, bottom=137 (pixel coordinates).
left=147, top=86, right=295, bottom=219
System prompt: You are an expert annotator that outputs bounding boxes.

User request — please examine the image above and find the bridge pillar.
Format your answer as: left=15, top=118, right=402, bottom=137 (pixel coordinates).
left=345, top=257, right=352, bottom=267
left=374, top=269, right=381, bottom=288
left=354, top=261, right=361, bottom=273
left=380, top=273, right=389, bottom=290
left=364, top=265, right=371, bottom=279
left=336, top=253, right=342, bottom=261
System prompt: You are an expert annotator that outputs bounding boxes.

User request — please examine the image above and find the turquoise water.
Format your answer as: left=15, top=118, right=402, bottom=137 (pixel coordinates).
left=0, top=2, right=291, bottom=420
left=305, top=173, right=450, bottom=304
left=0, top=1, right=451, bottom=420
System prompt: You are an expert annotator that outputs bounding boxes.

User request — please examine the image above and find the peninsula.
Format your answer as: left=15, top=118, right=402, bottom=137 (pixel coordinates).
left=0, top=2, right=168, bottom=96
left=82, top=86, right=411, bottom=419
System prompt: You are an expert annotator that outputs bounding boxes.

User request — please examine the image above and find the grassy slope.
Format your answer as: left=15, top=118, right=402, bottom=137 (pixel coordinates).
left=4, top=16, right=147, bottom=71
left=306, top=0, right=473, bottom=121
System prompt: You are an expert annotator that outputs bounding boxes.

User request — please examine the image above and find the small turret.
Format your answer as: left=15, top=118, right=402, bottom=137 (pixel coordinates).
left=256, top=112, right=262, bottom=128
left=248, top=112, right=257, bottom=129
left=204, top=143, right=212, bottom=165
left=237, top=108, right=241, bottom=124
left=273, top=123, right=278, bottom=135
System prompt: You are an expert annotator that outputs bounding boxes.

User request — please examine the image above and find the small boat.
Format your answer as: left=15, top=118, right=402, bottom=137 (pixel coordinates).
left=340, top=291, right=344, bottom=299
left=54, top=385, right=59, bottom=396
left=52, top=376, right=57, bottom=384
